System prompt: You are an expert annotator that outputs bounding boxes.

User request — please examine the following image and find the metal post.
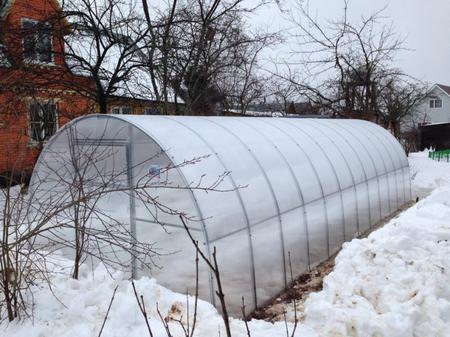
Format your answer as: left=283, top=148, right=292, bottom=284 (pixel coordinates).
left=126, top=132, right=137, bottom=279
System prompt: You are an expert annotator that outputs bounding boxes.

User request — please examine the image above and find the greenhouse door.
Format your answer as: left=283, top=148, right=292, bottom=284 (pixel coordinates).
left=73, top=138, right=137, bottom=278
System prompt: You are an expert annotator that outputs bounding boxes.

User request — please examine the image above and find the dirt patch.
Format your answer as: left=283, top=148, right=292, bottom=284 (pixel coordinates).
left=251, top=257, right=335, bottom=322
left=250, top=200, right=416, bottom=323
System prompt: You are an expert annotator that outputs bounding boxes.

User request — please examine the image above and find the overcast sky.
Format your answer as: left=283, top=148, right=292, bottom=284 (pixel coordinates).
left=250, top=0, right=450, bottom=85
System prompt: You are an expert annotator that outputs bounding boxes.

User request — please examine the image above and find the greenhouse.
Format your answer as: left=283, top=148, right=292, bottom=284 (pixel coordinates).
left=30, top=114, right=411, bottom=314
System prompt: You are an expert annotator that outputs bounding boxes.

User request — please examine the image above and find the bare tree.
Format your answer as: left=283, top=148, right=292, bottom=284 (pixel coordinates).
left=285, top=1, right=405, bottom=120
left=60, top=0, right=149, bottom=114
left=219, top=34, right=276, bottom=115
left=378, top=79, right=429, bottom=138
left=269, top=76, right=299, bottom=115
left=139, top=0, right=273, bottom=115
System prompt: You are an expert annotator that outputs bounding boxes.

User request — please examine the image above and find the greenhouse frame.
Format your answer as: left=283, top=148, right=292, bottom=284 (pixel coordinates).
left=31, top=114, right=411, bottom=314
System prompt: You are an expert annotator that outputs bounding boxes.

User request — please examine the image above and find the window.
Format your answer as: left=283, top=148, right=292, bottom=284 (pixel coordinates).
left=110, top=106, right=133, bottom=114
left=22, top=19, right=52, bottom=64
left=144, top=107, right=161, bottom=115
left=29, top=102, right=57, bottom=142
left=429, top=98, right=443, bottom=109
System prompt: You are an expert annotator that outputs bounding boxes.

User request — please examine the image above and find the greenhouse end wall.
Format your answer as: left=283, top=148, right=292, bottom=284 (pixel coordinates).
left=30, top=115, right=412, bottom=315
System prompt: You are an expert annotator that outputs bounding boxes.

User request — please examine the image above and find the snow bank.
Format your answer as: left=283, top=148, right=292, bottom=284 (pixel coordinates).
left=301, top=187, right=450, bottom=336
left=298, top=153, right=450, bottom=336
left=2, top=256, right=315, bottom=337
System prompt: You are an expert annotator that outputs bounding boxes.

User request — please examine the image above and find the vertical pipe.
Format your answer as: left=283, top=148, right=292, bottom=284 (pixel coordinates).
left=126, top=126, right=138, bottom=279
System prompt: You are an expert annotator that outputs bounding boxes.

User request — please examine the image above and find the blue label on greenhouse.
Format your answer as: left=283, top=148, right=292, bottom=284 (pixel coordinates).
left=149, top=165, right=161, bottom=178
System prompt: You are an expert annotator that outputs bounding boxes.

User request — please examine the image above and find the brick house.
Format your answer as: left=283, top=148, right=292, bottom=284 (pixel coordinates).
left=0, top=0, right=97, bottom=184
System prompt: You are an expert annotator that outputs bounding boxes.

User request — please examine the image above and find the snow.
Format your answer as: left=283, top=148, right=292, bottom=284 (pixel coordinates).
left=2, top=151, right=450, bottom=337
left=3, top=256, right=313, bottom=337
left=409, top=150, right=450, bottom=198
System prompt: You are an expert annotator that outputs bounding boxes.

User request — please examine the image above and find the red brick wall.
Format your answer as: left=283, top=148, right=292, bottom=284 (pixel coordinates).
left=0, top=0, right=96, bottom=179
left=2, top=0, right=67, bottom=67
left=0, top=89, right=96, bottom=176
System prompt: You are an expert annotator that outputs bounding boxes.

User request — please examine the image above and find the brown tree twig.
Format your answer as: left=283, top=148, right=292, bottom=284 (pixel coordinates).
left=97, top=285, right=119, bottom=337
left=131, top=280, right=155, bottom=337
left=180, top=215, right=232, bottom=337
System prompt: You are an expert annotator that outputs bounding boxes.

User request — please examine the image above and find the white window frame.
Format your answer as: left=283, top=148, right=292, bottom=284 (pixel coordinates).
left=21, top=17, right=54, bottom=65
left=429, top=98, right=443, bottom=109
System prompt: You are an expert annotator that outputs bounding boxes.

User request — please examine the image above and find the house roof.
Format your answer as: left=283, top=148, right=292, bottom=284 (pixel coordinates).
left=434, top=84, right=450, bottom=96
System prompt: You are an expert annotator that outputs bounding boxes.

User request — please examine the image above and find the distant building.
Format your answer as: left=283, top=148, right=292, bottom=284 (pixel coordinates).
left=411, top=84, right=450, bottom=151
left=416, top=84, right=450, bottom=125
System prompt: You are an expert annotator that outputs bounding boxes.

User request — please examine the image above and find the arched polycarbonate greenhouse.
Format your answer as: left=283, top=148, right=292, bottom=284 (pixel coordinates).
left=31, top=115, right=411, bottom=314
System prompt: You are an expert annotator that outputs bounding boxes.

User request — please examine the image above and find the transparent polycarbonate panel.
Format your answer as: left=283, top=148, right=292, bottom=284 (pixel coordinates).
left=136, top=220, right=212, bottom=302
left=254, top=121, right=324, bottom=204
left=281, top=208, right=310, bottom=281
left=275, top=120, right=340, bottom=197
left=212, top=229, right=256, bottom=313
left=378, top=174, right=391, bottom=219
left=369, top=124, right=406, bottom=171
left=299, top=121, right=354, bottom=190
left=347, top=123, right=388, bottom=178
left=130, top=137, right=203, bottom=230
left=128, top=116, right=247, bottom=239
left=176, top=117, right=277, bottom=228
left=305, top=199, right=328, bottom=264
left=325, top=193, right=345, bottom=254
left=356, top=182, right=371, bottom=233
left=312, top=121, right=367, bottom=184
left=357, top=124, right=397, bottom=174
left=368, top=177, right=382, bottom=225
left=231, top=119, right=303, bottom=213
left=341, top=187, right=358, bottom=240
left=251, top=218, right=285, bottom=306
left=386, top=172, right=397, bottom=212
left=329, top=122, right=378, bottom=180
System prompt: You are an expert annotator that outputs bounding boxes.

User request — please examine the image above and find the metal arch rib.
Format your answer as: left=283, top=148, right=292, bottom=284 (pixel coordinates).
left=235, top=118, right=309, bottom=281
left=369, top=126, right=410, bottom=203
left=245, top=118, right=312, bottom=269
left=330, top=122, right=384, bottom=222
left=304, top=120, right=363, bottom=238
left=90, top=114, right=214, bottom=304
left=259, top=119, right=331, bottom=258
left=343, top=122, right=393, bottom=215
left=198, top=117, right=289, bottom=297
left=40, top=114, right=213, bottom=291
left=161, top=116, right=258, bottom=308
left=356, top=123, right=400, bottom=211
left=384, top=132, right=411, bottom=201
left=313, top=121, right=377, bottom=229
left=361, top=124, right=402, bottom=207
left=279, top=119, right=344, bottom=257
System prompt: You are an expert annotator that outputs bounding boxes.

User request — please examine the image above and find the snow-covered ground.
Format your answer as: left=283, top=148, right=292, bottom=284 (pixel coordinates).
left=409, top=151, right=450, bottom=198
left=2, top=151, right=450, bottom=337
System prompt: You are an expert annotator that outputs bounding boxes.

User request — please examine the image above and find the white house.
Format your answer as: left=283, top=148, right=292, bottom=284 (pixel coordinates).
left=417, top=83, right=450, bottom=125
